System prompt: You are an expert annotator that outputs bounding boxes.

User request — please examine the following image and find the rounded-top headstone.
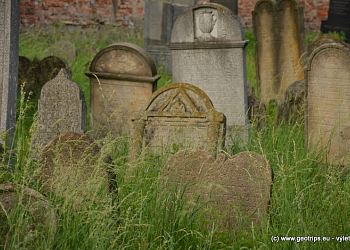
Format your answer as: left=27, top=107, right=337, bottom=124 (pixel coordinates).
left=86, top=42, right=160, bottom=138
left=89, top=42, right=157, bottom=77
left=306, top=42, right=350, bottom=164
left=307, top=34, right=340, bottom=56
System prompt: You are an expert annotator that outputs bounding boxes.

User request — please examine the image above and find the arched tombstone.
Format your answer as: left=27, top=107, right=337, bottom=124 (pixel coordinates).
left=252, top=0, right=305, bottom=104
left=307, top=34, right=340, bottom=57
left=86, top=42, right=161, bottom=138
left=162, top=149, right=273, bottom=230
left=306, top=42, right=350, bottom=164
left=35, top=69, right=86, bottom=148
left=169, top=3, right=249, bottom=146
left=130, top=83, right=226, bottom=158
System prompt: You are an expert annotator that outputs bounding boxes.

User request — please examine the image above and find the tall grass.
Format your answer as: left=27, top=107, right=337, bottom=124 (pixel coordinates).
left=0, top=26, right=349, bottom=249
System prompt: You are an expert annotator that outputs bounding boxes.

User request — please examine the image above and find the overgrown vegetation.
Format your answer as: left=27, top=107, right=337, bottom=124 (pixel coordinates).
left=0, top=26, right=349, bottom=249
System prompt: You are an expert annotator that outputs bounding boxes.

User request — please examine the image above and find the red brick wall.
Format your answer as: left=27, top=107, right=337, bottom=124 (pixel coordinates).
left=20, top=0, right=330, bottom=31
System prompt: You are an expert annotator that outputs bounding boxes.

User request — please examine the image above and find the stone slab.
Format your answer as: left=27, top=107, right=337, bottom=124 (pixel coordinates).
left=38, top=132, right=114, bottom=206
left=306, top=42, right=350, bottom=164
left=252, top=0, right=305, bottom=103
left=144, top=0, right=196, bottom=72
left=169, top=3, right=248, bottom=145
left=162, top=149, right=273, bottom=230
left=36, top=69, right=86, bottom=148
left=0, top=0, right=20, bottom=145
left=321, top=0, right=350, bottom=43
left=0, top=182, right=56, bottom=240
left=86, top=42, right=160, bottom=138
left=131, top=82, right=226, bottom=158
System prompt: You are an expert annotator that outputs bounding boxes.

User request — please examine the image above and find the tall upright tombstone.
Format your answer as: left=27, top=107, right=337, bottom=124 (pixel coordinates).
left=144, top=0, right=197, bottom=73
left=321, top=0, right=350, bottom=43
left=252, top=0, right=305, bottom=104
left=169, top=3, right=249, bottom=145
left=0, top=0, right=20, bottom=145
left=210, top=0, right=238, bottom=15
left=86, top=43, right=160, bottom=138
left=306, top=42, right=350, bottom=165
left=36, top=69, right=87, bottom=148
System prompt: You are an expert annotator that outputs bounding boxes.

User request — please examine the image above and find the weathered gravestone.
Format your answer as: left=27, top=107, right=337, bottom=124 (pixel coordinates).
left=0, top=182, right=56, bottom=240
left=306, top=42, right=350, bottom=164
left=210, top=0, right=238, bottom=15
left=131, top=83, right=226, bottom=158
left=86, top=42, right=160, bottom=138
left=321, top=0, right=350, bottom=43
left=169, top=3, right=248, bottom=145
left=277, top=79, right=305, bottom=124
left=38, top=132, right=114, bottom=206
left=252, top=0, right=305, bottom=104
left=18, top=56, right=72, bottom=99
left=307, top=34, right=340, bottom=57
left=162, top=149, right=273, bottom=230
left=36, top=69, right=86, bottom=148
left=144, top=0, right=197, bottom=73
left=0, top=0, right=20, bottom=145
left=42, top=41, right=77, bottom=63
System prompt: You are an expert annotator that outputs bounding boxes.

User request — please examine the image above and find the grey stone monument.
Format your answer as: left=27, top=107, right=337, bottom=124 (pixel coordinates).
left=169, top=3, right=249, bottom=145
left=0, top=0, right=20, bottom=145
left=306, top=42, right=350, bottom=165
left=144, top=0, right=197, bottom=73
left=36, top=69, right=87, bottom=148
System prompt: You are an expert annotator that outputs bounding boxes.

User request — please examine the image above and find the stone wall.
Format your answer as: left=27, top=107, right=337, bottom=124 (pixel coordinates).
left=20, top=0, right=330, bottom=31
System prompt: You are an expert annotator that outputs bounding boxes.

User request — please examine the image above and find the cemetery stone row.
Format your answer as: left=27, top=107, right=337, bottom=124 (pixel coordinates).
left=18, top=56, right=71, bottom=99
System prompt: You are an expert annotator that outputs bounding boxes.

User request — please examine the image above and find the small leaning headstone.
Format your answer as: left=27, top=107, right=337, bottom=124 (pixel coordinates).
left=35, top=69, right=86, bottom=148
left=169, top=3, right=249, bottom=145
left=252, top=0, right=305, bottom=104
left=130, top=82, right=226, bottom=158
left=306, top=42, right=350, bottom=164
left=163, top=149, right=273, bottom=230
left=86, top=42, right=160, bottom=138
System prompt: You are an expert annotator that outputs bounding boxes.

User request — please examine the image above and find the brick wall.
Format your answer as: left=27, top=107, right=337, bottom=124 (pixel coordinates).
left=20, top=0, right=330, bottom=31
